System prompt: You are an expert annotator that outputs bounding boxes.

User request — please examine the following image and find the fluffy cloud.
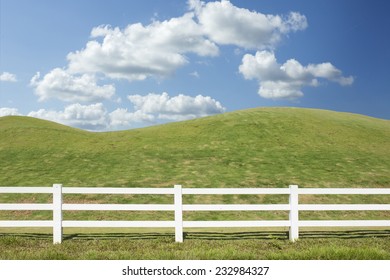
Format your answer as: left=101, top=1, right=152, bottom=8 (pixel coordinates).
left=65, top=1, right=306, bottom=82
left=239, top=51, right=354, bottom=99
left=30, top=68, right=115, bottom=102
left=109, top=108, right=155, bottom=127
left=0, top=72, right=17, bottom=82
left=23, top=0, right=351, bottom=113
left=67, top=12, right=219, bottom=81
left=128, top=92, right=226, bottom=121
left=14, top=103, right=134, bottom=131
left=110, top=92, right=226, bottom=127
left=20, top=92, right=225, bottom=130
left=28, top=103, right=109, bottom=130
left=0, top=107, right=21, bottom=117
left=190, top=0, right=307, bottom=49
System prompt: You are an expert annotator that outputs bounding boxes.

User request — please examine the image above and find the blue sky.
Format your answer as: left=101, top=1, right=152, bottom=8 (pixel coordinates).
left=1, top=0, right=389, bottom=130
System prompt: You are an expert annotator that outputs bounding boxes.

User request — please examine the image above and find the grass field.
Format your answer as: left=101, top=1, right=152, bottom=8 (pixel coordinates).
left=0, top=107, right=389, bottom=259
left=1, top=229, right=390, bottom=260
left=1, top=107, right=389, bottom=188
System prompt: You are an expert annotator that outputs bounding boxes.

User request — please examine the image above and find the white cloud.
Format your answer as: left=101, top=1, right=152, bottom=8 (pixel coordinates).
left=189, top=71, right=200, bottom=78
left=21, top=92, right=225, bottom=130
left=128, top=92, right=226, bottom=121
left=67, top=13, right=219, bottom=81
left=65, top=1, right=307, bottom=82
left=28, top=103, right=109, bottom=130
left=30, top=68, right=115, bottom=103
left=109, top=108, right=154, bottom=127
left=0, top=107, right=21, bottom=117
left=281, top=12, right=309, bottom=32
left=239, top=51, right=354, bottom=99
left=22, top=1, right=350, bottom=109
left=190, top=0, right=307, bottom=49
left=24, top=103, right=152, bottom=131
left=0, top=72, right=17, bottom=82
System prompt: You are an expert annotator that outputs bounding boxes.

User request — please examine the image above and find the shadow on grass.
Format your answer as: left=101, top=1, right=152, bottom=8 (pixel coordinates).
left=185, top=230, right=390, bottom=240
left=1, top=230, right=390, bottom=241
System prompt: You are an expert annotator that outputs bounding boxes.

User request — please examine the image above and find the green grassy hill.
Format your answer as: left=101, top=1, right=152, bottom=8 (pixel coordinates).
left=0, top=107, right=389, bottom=188
left=1, top=107, right=390, bottom=260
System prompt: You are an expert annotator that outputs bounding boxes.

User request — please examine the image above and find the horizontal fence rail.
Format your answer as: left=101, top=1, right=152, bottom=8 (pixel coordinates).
left=0, top=184, right=389, bottom=243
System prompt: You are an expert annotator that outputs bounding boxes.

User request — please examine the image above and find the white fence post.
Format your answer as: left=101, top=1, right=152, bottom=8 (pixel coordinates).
left=53, top=184, right=63, bottom=244
left=174, top=185, right=183, bottom=242
left=289, top=185, right=299, bottom=242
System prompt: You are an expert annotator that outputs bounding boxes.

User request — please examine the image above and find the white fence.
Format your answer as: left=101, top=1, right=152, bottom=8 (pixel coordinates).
left=0, top=184, right=390, bottom=244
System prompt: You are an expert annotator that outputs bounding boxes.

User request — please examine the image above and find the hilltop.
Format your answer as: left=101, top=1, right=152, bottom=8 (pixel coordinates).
left=0, top=107, right=389, bottom=187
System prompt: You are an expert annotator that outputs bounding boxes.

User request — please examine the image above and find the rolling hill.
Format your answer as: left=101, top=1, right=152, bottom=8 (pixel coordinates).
left=0, top=107, right=389, bottom=188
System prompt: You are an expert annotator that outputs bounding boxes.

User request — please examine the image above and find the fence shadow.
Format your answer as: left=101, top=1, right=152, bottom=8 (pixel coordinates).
left=184, top=230, right=390, bottom=240
left=63, top=232, right=175, bottom=241
left=0, top=232, right=53, bottom=240
left=1, top=229, right=390, bottom=241
left=299, top=229, right=390, bottom=240
left=184, top=231, right=288, bottom=240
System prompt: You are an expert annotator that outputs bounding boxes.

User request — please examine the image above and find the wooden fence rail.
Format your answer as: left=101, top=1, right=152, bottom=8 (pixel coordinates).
left=0, top=184, right=389, bottom=244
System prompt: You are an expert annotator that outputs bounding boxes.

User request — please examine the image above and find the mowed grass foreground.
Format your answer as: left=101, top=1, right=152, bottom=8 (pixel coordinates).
left=1, top=230, right=390, bottom=260
left=0, top=107, right=389, bottom=259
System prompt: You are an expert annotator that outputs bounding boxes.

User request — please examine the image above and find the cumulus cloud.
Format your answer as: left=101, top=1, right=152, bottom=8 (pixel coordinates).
left=128, top=92, right=226, bottom=121
left=28, top=103, right=110, bottom=130
left=67, top=12, right=219, bottom=81
left=109, top=92, right=226, bottom=128
left=30, top=68, right=115, bottom=102
left=239, top=50, right=354, bottom=99
left=0, top=72, right=17, bottom=82
left=189, top=0, right=307, bottom=49
left=109, top=108, right=155, bottom=127
left=19, top=92, right=225, bottom=130
left=0, top=107, right=21, bottom=117
left=65, top=0, right=306, bottom=82
left=23, top=0, right=350, bottom=108
left=18, top=103, right=142, bottom=131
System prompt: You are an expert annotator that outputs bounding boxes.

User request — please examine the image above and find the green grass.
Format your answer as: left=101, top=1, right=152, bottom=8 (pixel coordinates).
left=0, top=107, right=389, bottom=259
left=1, top=230, right=390, bottom=259
left=1, top=107, right=389, bottom=188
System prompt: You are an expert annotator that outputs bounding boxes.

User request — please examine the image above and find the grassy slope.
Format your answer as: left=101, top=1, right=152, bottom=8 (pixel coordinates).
left=1, top=107, right=390, bottom=260
left=0, top=107, right=389, bottom=188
